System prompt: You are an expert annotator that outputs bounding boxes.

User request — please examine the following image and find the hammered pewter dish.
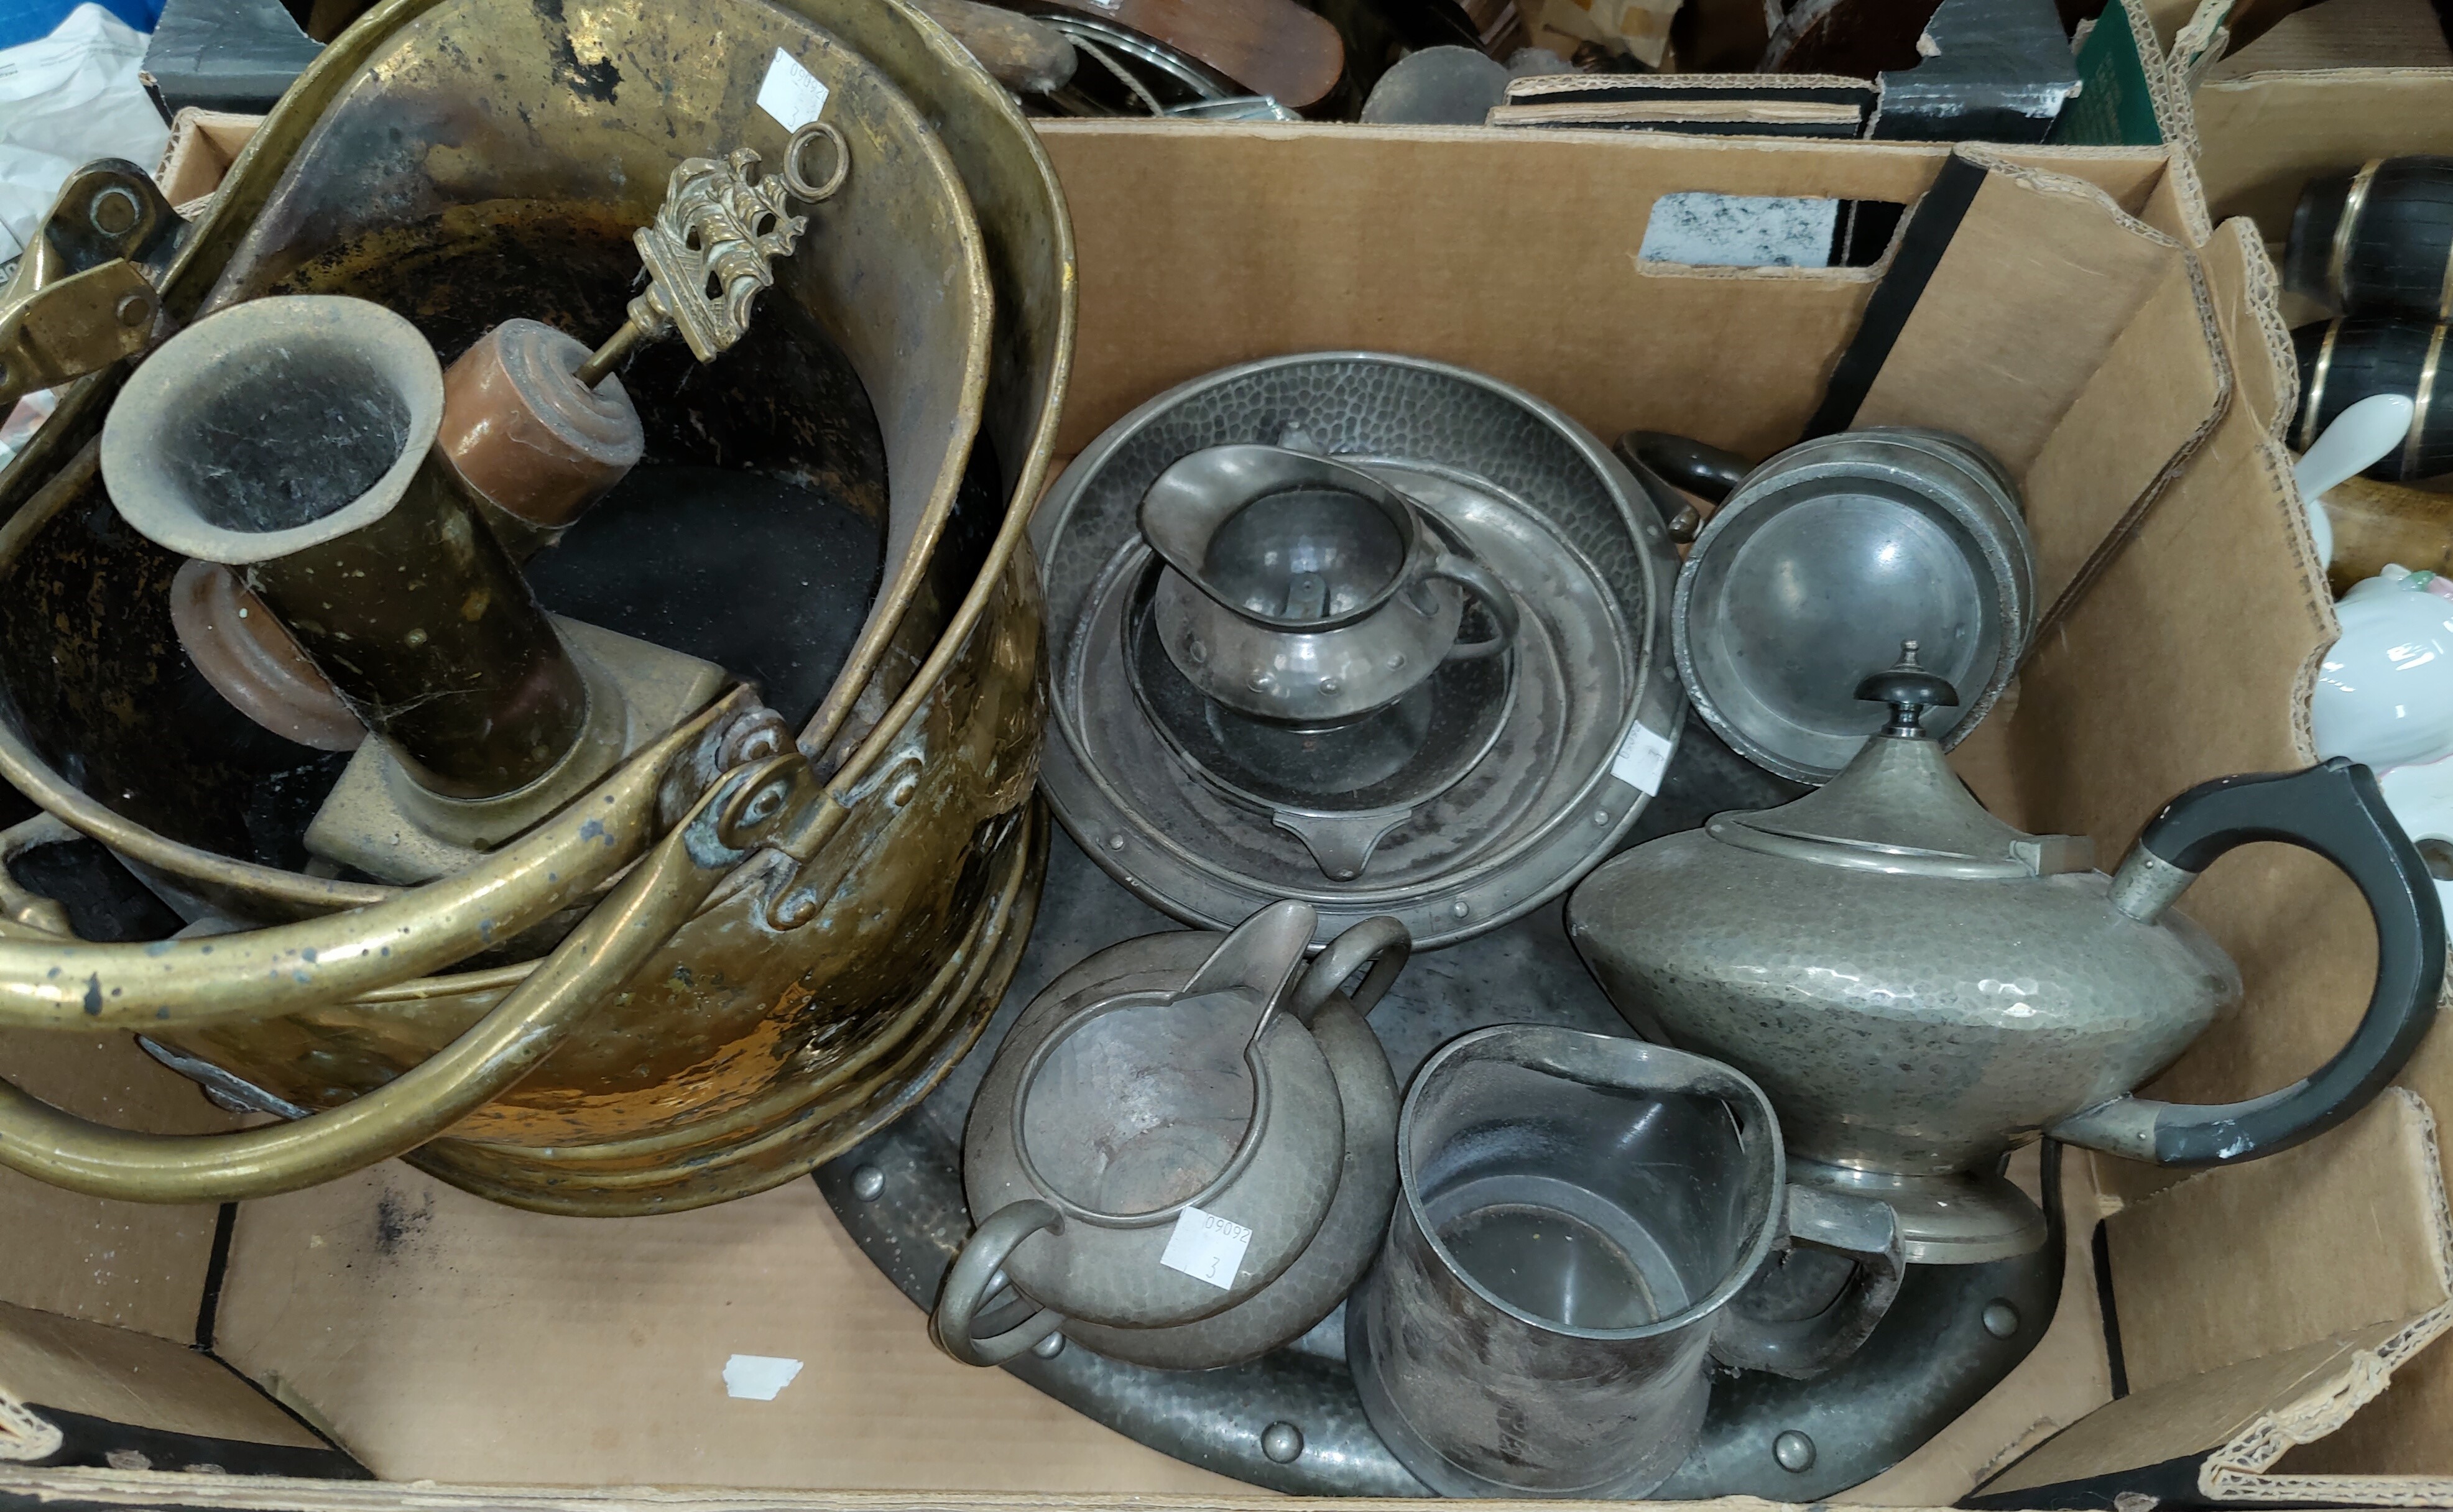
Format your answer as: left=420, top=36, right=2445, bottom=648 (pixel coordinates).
left=1674, top=428, right=2034, bottom=785
left=1035, top=353, right=1684, bottom=949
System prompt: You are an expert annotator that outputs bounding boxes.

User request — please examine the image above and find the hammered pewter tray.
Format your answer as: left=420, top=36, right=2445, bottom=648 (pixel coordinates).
left=1034, top=354, right=1684, bottom=949
left=817, top=722, right=2063, bottom=1500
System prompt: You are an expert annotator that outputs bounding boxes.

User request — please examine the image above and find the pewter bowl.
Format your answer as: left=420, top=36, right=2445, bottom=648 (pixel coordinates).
left=1033, top=353, right=1684, bottom=949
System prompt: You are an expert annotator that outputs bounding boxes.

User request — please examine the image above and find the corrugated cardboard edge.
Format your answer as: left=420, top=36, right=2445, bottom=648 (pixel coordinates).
left=0, top=1482, right=1959, bottom=1512
left=2197, top=1090, right=2453, bottom=1501
left=1979, top=1090, right=2453, bottom=1505
left=1947, top=139, right=2233, bottom=643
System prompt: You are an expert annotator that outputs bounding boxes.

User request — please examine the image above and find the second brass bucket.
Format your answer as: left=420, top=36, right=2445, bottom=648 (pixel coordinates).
left=0, top=0, right=1074, bottom=1214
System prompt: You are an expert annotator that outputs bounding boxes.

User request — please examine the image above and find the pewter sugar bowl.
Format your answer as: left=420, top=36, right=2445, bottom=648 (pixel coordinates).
left=1569, top=650, right=2442, bottom=1264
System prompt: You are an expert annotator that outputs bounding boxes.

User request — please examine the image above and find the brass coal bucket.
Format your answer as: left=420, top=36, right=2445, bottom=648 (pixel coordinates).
left=0, top=0, right=1071, bottom=1213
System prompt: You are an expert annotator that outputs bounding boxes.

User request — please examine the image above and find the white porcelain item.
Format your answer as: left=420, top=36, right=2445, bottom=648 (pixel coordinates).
left=2296, top=393, right=2418, bottom=566
left=2312, top=565, right=2453, bottom=771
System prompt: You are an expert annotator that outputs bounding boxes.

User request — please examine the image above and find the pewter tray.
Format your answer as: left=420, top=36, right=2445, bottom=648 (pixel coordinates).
left=819, top=724, right=2063, bottom=1500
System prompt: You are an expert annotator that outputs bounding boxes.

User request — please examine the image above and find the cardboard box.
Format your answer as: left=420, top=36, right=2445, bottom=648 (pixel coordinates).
left=2173, top=0, right=2453, bottom=262
left=152, top=109, right=264, bottom=219
left=6, top=119, right=2453, bottom=1508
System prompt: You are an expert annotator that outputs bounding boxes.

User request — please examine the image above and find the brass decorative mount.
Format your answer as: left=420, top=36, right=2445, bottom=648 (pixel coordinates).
left=576, top=121, right=850, bottom=385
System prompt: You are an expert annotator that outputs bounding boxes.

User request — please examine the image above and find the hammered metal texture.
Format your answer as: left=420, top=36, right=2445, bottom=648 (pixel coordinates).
left=1569, top=834, right=2242, bottom=1174
left=1035, top=354, right=1684, bottom=948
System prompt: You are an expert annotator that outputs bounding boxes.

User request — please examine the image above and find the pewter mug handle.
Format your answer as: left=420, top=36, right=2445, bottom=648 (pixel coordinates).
left=930, top=1198, right=1066, bottom=1367
left=1709, top=1184, right=1906, bottom=1379
left=1287, top=915, right=1411, bottom=1025
left=1431, top=554, right=1519, bottom=662
left=2053, top=758, right=2443, bottom=1167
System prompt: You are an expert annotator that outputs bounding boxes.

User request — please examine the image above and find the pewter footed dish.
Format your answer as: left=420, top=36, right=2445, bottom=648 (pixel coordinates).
left=1035, top=353, right=1684, bottom=949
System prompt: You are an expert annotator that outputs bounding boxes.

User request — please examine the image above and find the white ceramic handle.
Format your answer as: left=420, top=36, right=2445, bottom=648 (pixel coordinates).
left=2298, top=394, right=2418, bottom=566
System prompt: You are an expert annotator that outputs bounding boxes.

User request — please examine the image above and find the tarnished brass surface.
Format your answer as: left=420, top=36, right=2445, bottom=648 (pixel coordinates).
left=0, top=749, right=815, bottom=1203
left=0, top=0, right=1073, bottom=1211
left=0, top=160, right=183, bottom=411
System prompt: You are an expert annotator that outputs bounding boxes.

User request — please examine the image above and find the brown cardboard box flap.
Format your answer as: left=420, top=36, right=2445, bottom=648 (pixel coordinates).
left=2193, top=68, right=2453, bottom=236
left=1977, top=1089, right=2453, bottom=1504
left=0, top=1033, right=239, bottom=1345
left=0, top=1301, right=341, bottom=1471
left=2206, top=0, right=2453, bottom=81
left=2196, top=215, right=2296, bottom=443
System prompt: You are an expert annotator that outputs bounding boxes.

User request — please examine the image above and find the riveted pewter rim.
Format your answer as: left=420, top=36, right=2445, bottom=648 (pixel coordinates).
left=99, top=293, right=445, bottom=566
left=1395, top=1023, right=1788, bottom=1342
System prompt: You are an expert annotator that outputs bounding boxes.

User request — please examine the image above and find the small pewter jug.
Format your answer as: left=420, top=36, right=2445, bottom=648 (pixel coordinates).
left=931, top=901, right=1406, bottom=1365
left=1141, top=443, right=1517, bottom=725
left=1568, top=647, right=2444, bottom=1264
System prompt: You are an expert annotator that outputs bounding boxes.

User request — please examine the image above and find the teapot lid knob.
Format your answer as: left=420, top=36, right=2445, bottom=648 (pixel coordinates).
left=1854, top=641, right=1961, bottom=739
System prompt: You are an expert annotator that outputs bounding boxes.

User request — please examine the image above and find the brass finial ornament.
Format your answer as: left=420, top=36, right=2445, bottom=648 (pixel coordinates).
left=575, top=121, right=851, bottom=385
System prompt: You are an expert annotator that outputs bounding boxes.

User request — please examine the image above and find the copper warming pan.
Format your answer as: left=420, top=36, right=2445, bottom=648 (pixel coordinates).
left=0, top=0, right=1073, bottom=1214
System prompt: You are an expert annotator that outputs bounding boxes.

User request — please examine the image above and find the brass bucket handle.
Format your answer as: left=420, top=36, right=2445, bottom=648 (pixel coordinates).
left=0, top=699, right=767, bottom=1033
left=0, top=742, right=816, bottom=1204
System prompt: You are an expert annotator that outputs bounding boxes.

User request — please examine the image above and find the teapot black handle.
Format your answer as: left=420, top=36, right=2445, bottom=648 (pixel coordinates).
left=2052, top=758, right=2442, bottom=1168
left=1613, top=431, right=1750, bottom=505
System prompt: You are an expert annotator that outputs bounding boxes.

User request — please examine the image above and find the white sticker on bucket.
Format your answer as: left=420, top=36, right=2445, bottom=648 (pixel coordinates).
left=756, top=48, right=830, bottom=130
left=1160, top=1206, right=1253, bottom=1289
left=1609, top=723, right=1675, bottom=795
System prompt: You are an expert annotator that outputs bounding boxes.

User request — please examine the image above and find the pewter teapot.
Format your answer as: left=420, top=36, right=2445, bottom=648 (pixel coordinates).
left=1568, top=649, right=2443, bottom=1264
left=1142, top=444, right=1517, bottom=724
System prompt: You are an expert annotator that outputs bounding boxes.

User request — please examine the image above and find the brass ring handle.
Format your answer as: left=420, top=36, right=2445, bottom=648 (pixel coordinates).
left=0, top=752, right=810, bottom=1204
left=0, top=706, right=731, bottom=1032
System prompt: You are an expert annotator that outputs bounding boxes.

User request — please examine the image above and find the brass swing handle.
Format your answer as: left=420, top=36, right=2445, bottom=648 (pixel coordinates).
left=0, top=160, right=186, bottom=413
left=0, top=696, right=779, bottom=1032
left=0, top=739, right=818, bottom=1204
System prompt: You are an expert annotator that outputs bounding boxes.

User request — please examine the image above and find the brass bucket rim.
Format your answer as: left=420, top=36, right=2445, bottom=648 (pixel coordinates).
left=0, top=0, right=1040, bottom=923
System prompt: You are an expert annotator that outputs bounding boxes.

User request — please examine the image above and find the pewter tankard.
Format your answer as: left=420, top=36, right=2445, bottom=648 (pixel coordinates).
left=1347, top=1025, right=1901, bottom=1498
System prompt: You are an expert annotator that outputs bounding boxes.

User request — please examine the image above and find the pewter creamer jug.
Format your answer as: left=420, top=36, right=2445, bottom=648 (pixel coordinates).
left=1568, top=653, right=2444, bottom=1264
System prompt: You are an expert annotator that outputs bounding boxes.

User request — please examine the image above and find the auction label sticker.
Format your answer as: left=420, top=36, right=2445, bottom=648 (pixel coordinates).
left=757, top=48, right=830, bottom=129
left=1609, top=722, right=1675, bottom=795
left=1160, top=1205, right=1253, bottom=1289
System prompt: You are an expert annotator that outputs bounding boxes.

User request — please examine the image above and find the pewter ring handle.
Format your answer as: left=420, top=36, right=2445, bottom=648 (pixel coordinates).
left=930, top=1199, right=1066, bottom=1367
left=1432, top=554, right=1518, bottom=662
left=1709, top=1184, right=1906, bottom=1380
left=782, top=121, right=851, bottom=203
left=1288, top=915, right=1411, bottom=1025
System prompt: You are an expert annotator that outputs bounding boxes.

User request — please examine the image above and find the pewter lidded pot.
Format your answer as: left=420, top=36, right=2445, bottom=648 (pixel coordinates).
left=1569, top=648, right=2443, bottom=1265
